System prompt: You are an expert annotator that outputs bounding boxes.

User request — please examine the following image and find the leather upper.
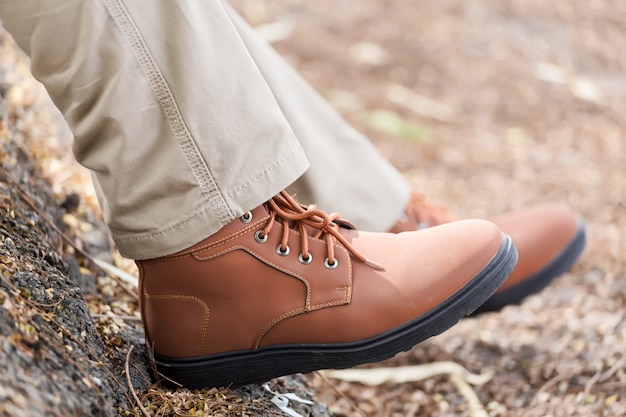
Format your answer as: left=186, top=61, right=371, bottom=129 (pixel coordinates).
left=391, top=194, right=582, bottom=294
left=490, top=203, right=580, bottom=291
left=137, top=194, right=504, bottom=359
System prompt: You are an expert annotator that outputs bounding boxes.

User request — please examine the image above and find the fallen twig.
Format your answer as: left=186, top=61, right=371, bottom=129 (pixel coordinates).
left=321, top=361, right=494, bottom=386
left=314, top=371, right=366, bottom=417
left=90, top=313, right=142, bottom=322
left=92, top=257, right=138, bottom=287
left=126, top=345, right=151, bottom=417
left=450, top=374, right=488, bottom=417
left=531, top=373, right=571, bottom=406
left=584, top=357, right=625, bottom=398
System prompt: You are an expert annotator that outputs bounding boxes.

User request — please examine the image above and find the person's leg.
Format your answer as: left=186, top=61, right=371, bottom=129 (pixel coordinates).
left=0, top=0, right=309, bottom=259
left=222, top=1, right=411, bottom=233
left=0, top=1, right=519, bottom=389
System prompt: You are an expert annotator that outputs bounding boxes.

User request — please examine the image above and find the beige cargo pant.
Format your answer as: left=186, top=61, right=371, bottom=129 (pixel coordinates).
left=0, top=1, right=410, bottom=259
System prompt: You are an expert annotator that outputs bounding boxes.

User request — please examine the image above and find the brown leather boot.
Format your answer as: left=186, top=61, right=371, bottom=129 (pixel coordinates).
left=137, top=191, right=517, bottom=389
left=391, top=193, right=586, bottom=313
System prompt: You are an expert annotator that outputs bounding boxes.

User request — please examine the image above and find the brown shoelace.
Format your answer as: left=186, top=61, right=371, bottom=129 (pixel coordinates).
left=260, top=191, right=383, bottom=270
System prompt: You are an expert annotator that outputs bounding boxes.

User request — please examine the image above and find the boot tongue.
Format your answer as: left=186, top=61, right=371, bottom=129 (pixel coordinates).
left=333, top=217, right=357, bottom=230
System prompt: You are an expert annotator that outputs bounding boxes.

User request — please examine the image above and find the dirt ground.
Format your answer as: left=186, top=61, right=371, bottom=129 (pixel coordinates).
left=2, top=0, right=625, bottom=416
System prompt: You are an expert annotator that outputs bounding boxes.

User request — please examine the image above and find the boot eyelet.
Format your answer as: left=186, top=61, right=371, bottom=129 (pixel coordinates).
left=240, top=212, right=252, bottom=223
left=276, top=244, right=290, bottom=256
left=324, top=258, right=338, bottom=270
left=254, top=230, right=268, bottom=243
left=298, top=253, right=313, bottom=265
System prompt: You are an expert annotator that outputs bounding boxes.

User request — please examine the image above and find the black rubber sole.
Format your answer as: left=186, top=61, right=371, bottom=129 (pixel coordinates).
left=474, top=220, right=586, bottom=314
left=154, top=234, right=518, bottom=389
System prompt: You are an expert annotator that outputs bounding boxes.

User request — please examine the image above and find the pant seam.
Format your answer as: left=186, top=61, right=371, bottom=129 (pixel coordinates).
left=101, top=0, right=234, bottom=226
left=113, top=206, right=213, bottom=243
left=226, top=144, right=300, bottom=197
